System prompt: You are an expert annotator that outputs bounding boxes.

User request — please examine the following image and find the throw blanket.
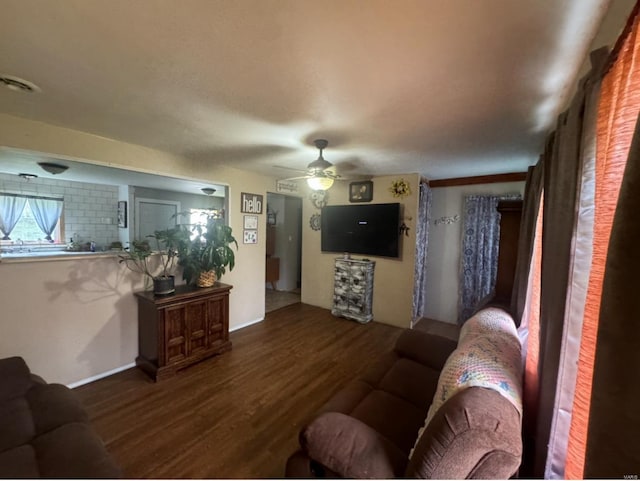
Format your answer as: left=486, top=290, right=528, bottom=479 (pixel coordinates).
left=425, top=308, right=523, bottom=426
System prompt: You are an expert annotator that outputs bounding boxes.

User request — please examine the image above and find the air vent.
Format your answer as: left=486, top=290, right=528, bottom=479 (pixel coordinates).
left=0, top=75, right=41, bottom=93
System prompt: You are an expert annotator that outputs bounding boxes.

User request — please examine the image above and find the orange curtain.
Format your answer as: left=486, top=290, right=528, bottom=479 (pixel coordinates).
left=522, top=196, right=543, bottom=432
left=520, top=195, right=543, bottom=475
left=565, top=10, right=640, bottom=478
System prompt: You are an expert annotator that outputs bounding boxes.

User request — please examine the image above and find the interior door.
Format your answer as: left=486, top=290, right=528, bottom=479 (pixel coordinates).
left=135, top=198, right=180, bottom=240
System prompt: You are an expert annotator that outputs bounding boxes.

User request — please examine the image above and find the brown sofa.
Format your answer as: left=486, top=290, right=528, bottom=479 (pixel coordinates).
left=0, top=357, right=119, bottom=478
left=286, top=308, right=523, bottom=478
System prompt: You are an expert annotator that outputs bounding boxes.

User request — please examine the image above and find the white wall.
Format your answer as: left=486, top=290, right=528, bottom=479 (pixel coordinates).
left=0, top=256, right=142, bottom=385
left=301, top=173, right=421, bottom=328
left=423, top=181, right=525, bottom=324
left=0, top=113, right=275, bottom=385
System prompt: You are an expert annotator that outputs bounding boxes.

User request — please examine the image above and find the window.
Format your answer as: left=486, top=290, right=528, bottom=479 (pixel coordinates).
left=0, top=194, right=64, bottom=244
left=188, top=208, right=219, bottom=240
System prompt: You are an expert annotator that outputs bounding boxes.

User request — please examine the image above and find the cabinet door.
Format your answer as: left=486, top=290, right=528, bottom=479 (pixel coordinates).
left=164, top=305, right=188, bottom=365
left=186, top=300, right=208, bottom=357
left=208, top=296, right=228, bottom=348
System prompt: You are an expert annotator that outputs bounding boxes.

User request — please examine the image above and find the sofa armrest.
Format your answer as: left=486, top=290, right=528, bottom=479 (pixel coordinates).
left=300, top=412, right=407, bottom=478
left=394, top=329, right=458, bottom=370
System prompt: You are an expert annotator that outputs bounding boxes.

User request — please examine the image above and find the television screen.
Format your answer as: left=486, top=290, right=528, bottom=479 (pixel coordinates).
left=321, top=203, right=400, bottom=258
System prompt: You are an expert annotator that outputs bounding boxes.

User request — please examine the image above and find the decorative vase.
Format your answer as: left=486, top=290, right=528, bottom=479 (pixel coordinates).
left=153, top=276, right=175, bottom=295
left=197, top=270, right=216, bottom=287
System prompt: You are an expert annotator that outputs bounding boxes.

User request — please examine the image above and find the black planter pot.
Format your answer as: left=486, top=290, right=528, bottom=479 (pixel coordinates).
left=153, top=276, right=175, bottom=296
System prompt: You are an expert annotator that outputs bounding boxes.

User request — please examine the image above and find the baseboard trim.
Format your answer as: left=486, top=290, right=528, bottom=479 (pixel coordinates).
left=67, top=362, right=136, bottom=389
left=230, top=317, right=264, bottom=332
left=67, top=318, right=264, bottom=388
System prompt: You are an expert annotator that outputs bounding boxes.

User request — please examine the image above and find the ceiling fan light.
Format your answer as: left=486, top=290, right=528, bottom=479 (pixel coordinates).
left=307, top=176, right=334, bottom=191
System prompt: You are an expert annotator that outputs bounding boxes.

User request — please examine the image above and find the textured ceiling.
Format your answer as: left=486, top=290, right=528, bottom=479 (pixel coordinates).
left=0, top=0, right=633, bottom=181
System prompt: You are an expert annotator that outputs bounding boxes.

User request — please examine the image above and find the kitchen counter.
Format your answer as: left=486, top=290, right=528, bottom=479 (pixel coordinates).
left=0, top=249, right=122, bottom=263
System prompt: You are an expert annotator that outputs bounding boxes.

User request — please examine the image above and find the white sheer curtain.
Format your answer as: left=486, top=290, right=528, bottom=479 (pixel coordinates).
left=29, top=197, right=63, bottom=241
left=0, top=194, right=28, bottom=240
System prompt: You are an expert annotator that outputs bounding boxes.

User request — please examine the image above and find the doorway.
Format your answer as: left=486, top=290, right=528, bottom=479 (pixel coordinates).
left=134, top=198, right=180, bottom=239
left=265, top=193, right=302, bottom=313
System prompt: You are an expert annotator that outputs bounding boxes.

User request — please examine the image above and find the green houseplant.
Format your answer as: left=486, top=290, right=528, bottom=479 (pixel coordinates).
left=177, top=216, right=238, bottom=287
left=118, top=227, right=184, bottom=295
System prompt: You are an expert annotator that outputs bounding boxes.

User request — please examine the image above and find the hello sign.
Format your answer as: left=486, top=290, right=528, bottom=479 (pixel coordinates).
left=240, top=192, right=264, bottom=214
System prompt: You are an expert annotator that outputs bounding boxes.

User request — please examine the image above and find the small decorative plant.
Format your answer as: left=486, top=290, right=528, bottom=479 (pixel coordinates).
left=177, top=215, right=238, bottom=287
left=118, top=227, right=184, bottom=294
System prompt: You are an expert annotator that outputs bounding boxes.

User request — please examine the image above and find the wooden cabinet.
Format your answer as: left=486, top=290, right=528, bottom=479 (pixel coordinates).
left=331, top=258, right=375, bottom=323
left=266, top=224, right=280, bottom=290
left=494, top=200, right=523, bottom=305
left=135, top=283, right=232, bottom=381
left=266, top=256, right=280, bottom=290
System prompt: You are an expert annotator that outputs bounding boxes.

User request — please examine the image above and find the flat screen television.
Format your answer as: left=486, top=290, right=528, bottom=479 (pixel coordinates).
left=321, top=203, right=400, bottom=258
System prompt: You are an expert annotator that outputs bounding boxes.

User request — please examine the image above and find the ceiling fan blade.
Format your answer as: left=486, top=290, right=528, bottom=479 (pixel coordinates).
left=273, top=164, right=308, bottom=174
left=279, top=175, right=309, bottom=181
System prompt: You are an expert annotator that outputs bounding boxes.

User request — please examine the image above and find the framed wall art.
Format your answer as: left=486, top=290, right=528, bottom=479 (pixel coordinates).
left=243, top=215, right=258, bottom=230
left=117, top=201, right=127, bottom=228
left=349, top=181, right=373, bottom=203
left=240, top=192, right=263, bottom=214
left=243, top=229, right=258, bottom=244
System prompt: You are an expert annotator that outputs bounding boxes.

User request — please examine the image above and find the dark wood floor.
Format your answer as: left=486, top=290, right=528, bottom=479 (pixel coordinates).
left=74, top=303, right=403, bottom=478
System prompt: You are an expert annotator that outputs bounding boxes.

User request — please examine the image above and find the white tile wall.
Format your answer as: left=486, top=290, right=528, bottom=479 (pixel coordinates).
left=0, top=173, right=120, bottom=249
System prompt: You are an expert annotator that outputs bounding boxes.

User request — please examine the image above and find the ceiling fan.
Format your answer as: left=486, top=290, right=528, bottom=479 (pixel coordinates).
left=279, top=139, right=340, bottom=191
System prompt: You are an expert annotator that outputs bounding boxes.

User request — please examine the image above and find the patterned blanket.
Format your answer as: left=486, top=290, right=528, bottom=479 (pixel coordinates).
left=425, top=308, right=523, bottom=426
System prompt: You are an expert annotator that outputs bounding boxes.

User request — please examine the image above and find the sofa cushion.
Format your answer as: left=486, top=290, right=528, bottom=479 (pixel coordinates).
left=350, top=390, right=425, bottom=454
left=394, top=330, right=457, bottom=371
left=358, top=352, right=399, bottom=387
left=0, top=445, right=40, bottom=479
left=0, top=397, right=35, bottom=452
left=318, top=380, right=375, bottom=416
left=300, top=412, right=407, bottom=478
left=406, top=387, right=522, bottom=479
left=0, top=357, right=32, bottom=401
left=0, top=357, right=120, bottom=479
left=32, top=422, right=120, bottom=478
left=26, top=383, right=89, bottom=434
left=378, top=358, right=441, bottom=409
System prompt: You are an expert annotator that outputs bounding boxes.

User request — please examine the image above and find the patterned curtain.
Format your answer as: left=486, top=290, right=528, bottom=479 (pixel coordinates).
left=458, top=194, right=522, bottom=323
left=412, top=181, right=432, bottom=324
left=458, top=195, right=501, bottom=323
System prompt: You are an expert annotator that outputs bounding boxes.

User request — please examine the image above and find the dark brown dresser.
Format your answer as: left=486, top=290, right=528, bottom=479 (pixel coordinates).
left=134, top=283, right=232, bottom=381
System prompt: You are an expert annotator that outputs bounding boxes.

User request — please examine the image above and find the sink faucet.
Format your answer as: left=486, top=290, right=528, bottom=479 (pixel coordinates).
left=13, top=239, right=31, bottom=253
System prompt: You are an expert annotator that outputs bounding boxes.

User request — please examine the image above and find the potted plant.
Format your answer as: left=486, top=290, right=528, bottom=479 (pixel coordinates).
left=118, top=227, right=183, bottom=295
left=177, top=216, right=238, bottom=287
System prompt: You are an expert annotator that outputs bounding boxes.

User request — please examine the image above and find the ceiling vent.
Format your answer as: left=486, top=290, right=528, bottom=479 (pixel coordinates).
left=0, top=75, right=41, bottom=93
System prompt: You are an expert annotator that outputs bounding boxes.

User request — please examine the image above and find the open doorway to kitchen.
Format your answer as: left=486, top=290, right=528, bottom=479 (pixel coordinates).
left=265, top=193, right=302, bottom=313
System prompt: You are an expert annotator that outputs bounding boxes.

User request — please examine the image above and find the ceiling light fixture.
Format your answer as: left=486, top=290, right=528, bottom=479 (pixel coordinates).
left=306, top=139, right=337, bottom=191
left=201, top=187, right=216, bottom=195
left=18, top=173, right=38, bottom=180
left=0, top=74, right=41, bottom=93
left=307, top=174, right=334, bottom=191
left=38, top=162, right=69, bottom=175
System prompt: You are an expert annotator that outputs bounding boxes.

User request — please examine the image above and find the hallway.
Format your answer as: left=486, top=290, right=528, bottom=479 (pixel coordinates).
left=265, top=288, right=300, bottom=313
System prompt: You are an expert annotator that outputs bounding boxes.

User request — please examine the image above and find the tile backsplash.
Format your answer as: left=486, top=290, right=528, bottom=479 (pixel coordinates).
left=0, top=173, right=119, bottom=249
